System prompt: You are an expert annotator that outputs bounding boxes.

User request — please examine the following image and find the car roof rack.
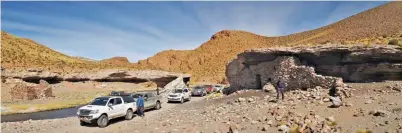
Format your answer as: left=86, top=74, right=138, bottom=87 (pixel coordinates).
left=109, top=91, right=131, bottom=96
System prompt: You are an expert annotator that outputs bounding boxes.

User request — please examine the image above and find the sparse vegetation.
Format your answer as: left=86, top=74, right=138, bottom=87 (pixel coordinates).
left=356, top=129, right=373, bottom=133
left=1, top=90, right=109, bottom=115
left=388, top=39, right=400, bottom=46
left=2, top=2, right=402, bottom=84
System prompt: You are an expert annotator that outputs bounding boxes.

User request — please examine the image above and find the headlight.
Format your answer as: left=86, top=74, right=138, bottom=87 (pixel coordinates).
left=90, top=109, right=99, bottom=114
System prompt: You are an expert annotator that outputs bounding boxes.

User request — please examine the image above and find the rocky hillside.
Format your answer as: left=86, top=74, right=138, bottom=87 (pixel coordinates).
left=1, top=31, right=137, bottom=73
left=2, top=2, right=402, bottom=83
left=100, top=56, right=131, bottom=65
left=135, top=2, right=402, bottom=83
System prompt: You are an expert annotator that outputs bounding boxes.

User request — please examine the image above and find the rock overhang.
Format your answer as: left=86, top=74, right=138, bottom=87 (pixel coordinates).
left=226, top=44, right=402, bottom=93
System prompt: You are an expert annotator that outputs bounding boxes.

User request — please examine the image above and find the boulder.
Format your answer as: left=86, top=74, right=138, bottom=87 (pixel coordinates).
left=329, top=96, right=342, bottom=108
left=263, top=83, right=276, bottom=93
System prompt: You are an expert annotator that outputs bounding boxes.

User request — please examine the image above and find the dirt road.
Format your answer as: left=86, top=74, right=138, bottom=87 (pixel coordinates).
left=1, top=96, right=205, bottom=133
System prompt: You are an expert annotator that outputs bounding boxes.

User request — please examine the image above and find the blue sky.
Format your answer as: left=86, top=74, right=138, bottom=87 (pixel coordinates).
left=1, top=1, right=388, bottom=62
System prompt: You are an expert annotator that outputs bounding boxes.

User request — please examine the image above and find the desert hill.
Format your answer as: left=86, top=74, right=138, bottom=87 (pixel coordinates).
left=135, top=1, right=402, bottom=83
left=1, top=31, right=137, bottom=73
left=1, top=2, right=402, bottom=83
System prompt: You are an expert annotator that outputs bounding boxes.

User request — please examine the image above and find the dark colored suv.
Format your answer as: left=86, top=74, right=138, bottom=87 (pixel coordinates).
left=191, top=86, right=206, bottom=97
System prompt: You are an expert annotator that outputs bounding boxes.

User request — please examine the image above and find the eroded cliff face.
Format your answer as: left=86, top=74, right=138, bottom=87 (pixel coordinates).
left=1, top=69, right=190, bottom=89
left=226, top=45, right=402, bottom=91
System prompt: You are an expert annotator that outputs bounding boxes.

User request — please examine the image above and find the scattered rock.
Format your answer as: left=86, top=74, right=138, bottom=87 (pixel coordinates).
left=278, top=125, right=289, bottom=133
left=238, top=98, right=246, bottom=103
left=323, top=98, right=330, bottom=102
left=369, top=110, right=389, bottom=117
left=263, top=83, right=276, bottom=93
left=251, top=120, right=258, bottom=125
left=365, top=100, right=374, bottom=104
left=344, top=102, right=353, bottom=107
left=262, top=126, right=269, bottom=131
left=267, top=120, right=274, bottom=126
left=247, top=98, right=255, bottom=103
left=325, top=116, right=336, bottom=122
left=229, top=124, right=240, bottom=133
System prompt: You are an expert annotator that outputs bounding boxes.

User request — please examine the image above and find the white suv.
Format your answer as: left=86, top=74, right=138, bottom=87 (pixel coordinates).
left=77, top=96, right=136, bottom=127
left=167, top=88, right=191, bottom=103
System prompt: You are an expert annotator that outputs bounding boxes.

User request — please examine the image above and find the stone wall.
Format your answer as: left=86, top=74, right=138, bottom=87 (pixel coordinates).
left=226, top=56, right=340, bottom=92
left=10, top=79, right=54, bottom=100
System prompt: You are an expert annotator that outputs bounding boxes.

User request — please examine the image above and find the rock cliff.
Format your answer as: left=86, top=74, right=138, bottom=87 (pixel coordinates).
left=226, top=45, right=402, bottom=92
left=1, top=69, right=190, bottom=89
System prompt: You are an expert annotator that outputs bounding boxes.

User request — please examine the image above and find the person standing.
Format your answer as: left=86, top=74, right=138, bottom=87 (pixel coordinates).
left=136, top=95, right=145, bottom=117
left=276, top=79, right=285, bottom=100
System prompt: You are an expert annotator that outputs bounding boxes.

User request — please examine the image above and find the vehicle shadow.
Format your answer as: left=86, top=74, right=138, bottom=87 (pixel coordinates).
left=166, top=98, right=195, bottom=104
left=81, top=117, right=127, bottom=127
left=81, top=109, right=157, bottom=128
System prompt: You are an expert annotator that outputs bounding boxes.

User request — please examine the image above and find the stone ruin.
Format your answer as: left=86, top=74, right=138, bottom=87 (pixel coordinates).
left=226, top=44, right=402, bottom=98
left=10, top=79, right=54, bottom=100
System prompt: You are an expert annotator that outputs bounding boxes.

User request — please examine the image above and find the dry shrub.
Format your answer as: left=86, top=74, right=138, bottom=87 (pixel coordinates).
left=388, top=39, right=400, bottom=46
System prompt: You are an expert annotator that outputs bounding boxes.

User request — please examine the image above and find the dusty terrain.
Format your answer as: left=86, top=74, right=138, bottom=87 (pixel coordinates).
left=2, top=81, right=402, bottom=133
left=1, top=2, right=402, bottom=84
left=1, top=81, right=157, bottom=115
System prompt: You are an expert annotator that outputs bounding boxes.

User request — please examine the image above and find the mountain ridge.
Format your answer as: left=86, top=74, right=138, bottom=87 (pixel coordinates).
left=2, top=2, right=402, bottom=83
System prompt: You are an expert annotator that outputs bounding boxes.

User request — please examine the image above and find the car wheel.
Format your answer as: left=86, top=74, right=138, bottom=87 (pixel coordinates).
left=180, top=97, right=184, bottom=104
left=79, top=120, right=87, bottom=126
left=155, top=101, right=161, bottom=110
left=125, top=109, right=133, bottom=120
left=97, top=114, right=109, bottom=128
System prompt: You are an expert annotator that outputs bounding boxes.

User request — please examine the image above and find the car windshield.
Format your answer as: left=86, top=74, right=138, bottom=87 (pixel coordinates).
left=131, top=93, right=143, bottom=98
left=89, top=97, right=110, bottom=106
left=172, top=89, right=183, bottom=93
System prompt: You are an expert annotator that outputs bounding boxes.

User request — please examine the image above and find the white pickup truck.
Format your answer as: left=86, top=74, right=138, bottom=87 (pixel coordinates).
left=77, top=96, right=136, bottom=127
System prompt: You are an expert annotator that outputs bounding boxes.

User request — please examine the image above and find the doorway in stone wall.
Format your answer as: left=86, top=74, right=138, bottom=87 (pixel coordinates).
left=255, top=74, right=262, bottom=89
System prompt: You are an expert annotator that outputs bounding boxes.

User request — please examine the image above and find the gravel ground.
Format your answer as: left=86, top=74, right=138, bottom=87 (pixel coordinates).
left=2, top=82, right=402, bottom=133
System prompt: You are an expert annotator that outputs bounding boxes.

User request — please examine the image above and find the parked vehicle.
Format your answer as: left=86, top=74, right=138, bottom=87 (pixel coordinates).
left=167, top=88, right=191, bottom=103
left=77, top=95, right=136, bottom=127
left=131, top=91, right=162, bottom=110
left=213, top=84, right=224, bottom=92
left=110, top=91, right=128, bottom=96
left=204, top=85, right=214, bottom=94
left=191, top=86, right=207, bottom=97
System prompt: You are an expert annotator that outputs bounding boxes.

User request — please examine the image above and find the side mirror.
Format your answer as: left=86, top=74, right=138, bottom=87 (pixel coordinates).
left=108, top=103, right=113, bottom=107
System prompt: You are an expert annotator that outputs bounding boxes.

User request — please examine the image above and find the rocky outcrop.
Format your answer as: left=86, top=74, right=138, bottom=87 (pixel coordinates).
left=226, top=45, right=402, bottom=92
left=1, top=69, right=190, bottom=89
